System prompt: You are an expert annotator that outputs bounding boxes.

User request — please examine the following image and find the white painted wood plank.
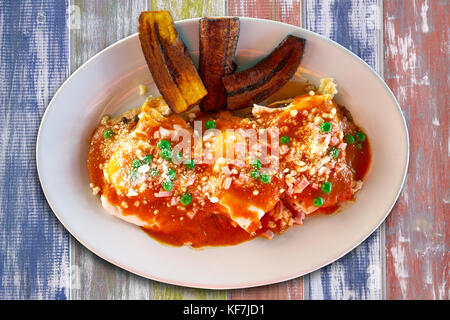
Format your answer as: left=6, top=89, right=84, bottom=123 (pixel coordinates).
left=69, top=0, right=153, bottom=300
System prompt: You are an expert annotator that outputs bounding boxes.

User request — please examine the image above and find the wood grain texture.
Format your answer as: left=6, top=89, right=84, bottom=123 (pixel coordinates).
left=69, top=0, right=154, bottom=300
left=151, top=0, right=225, bottom=20
left=303, top=0, right=383, bottom=300
left=383, top=0, right=449, bottom=300
left=227, top=0, right=303, bottom=300
left=0, top=0, right=70, bottom=299
left=228, top=0, right=301, bottom=26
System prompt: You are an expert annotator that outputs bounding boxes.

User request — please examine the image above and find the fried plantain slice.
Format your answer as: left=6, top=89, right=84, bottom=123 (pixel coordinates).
left=223, top=35, right=306, bottom=110
left=138, top=11, right=207, bottom=113
left=199, top=17, right=240, bottom=112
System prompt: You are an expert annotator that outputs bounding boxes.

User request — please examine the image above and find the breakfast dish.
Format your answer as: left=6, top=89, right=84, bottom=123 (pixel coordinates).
left=87, top=11, right=371, bottom=247
left=37, top=13, right=408, bottom=287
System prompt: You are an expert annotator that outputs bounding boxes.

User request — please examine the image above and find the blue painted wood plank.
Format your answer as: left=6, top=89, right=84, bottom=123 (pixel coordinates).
left=0, top=0, right=70, bottom=299
left=303, top=0, right=383, bottom=299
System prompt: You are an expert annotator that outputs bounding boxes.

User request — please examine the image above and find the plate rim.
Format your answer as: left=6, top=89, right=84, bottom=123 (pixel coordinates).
left=36, top=17, right=410, bottom=290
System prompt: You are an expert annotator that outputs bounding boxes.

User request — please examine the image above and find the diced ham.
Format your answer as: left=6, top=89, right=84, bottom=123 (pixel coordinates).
left=352, top=180, right=363, bottom=193
left=222, top=177, right=232, bottom=190
left=280, top=145, right=289, bottom=155
left=287, top=186, right=294, bottom=196
left=153, top=131, right=160, bottom=139
left=218, top=173, right=226, bottom=186
left=236, top=172, right=250, bottom=185
left=186, top=211, right=196, bottom=219
left=287, top=200, right=319, bottom=215
left=260, top=230, right=274, bottom=240
left=155, top=191, right=172, bottom=197
left=186, top=176, right=196, bottom=186
left=170, top=196, right=179, bottom=206
left=159, top=127, right=171, bottom=138
left=312, top=183, right=319, bottom=190
left=331, top=136, right=340, bottom=146
left=338, top=142, right=347, bottom=151
left=293, top=211, right=306, bottom=225
left=221, top=165, right=231, bottom=175
left=293, top=177, right=309, bottom=194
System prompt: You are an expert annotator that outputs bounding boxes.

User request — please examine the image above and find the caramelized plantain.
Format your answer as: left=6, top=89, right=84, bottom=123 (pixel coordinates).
left=222, top=35, right=306, bottom=110
left=138, top=11, right=207, bottom=113
left=199, top=17, right=240, bottom=112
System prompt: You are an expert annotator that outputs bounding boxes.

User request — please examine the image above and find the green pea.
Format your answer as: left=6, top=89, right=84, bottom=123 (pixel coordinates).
left=251, top=158, right=261, bottom=169
left=103, top=129, right=114, bottom=139
left=132, top=159, right=142, bottom=169
left=161, top=180, right=173, bottom=191
left=205, top=120, right=216, bottom=130
left=321, top=182, right=332, bottom=194
left=142, top=155, right=152, bottom=165
left=184, top=159, right=195, bottom=170
left=356, top=132, right=366, bottom=142
left=313, top=197, right=324, bottom=207
left=329, top=147, right=340, bottom=159
left=149, top=168, right=160, bottom=177
left=356, top=143, right=363, bottom=150
left=180, top=193, right=192, bottom=206
left=345, top=134, right=355, bottom=144
left=320, top=122, right=332, bottom=133
left=260, top=174, right=271, bottom=184
left=167, top=168, right=176, bottom=180
left=157, top=140, right=171, bottom=150
left=250, top=170, right=260, bottom=180
left=280, top=135, right=290, bottom=144
left=160, top=149, right=172, bottom=161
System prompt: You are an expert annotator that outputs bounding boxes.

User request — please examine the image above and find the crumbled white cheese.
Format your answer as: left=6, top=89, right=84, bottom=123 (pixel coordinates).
left=137, top=164, right=150, bottom=174
left=126, top=189, right=138, bottom=197
left=92, top=186, right=100, bottom=195
left=318, top=78, right=338, bottom=98
left=209, top=197, right=218, bottom=203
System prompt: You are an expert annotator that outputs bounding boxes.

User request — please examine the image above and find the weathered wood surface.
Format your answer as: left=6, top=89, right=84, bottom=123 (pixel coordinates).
left=0, top=0, right=70, bottom=299
left=2, top=0, right=447, bottom=300
left=302, top=0, right=383, bottom=300
left=383, top=0, right=449, bottom=300
left=228, top=0, right=301, bottom=27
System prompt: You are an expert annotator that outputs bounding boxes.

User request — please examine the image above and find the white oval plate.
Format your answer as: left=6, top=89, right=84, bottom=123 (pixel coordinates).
left=37, top=18, right=408, bottom=289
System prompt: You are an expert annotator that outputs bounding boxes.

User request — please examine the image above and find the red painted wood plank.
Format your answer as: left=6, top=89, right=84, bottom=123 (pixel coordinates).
left=228, top=0, right=301, bottom=27
left=228, top=0, right=303, bottom=300
left=384, top=0, right=449, bottom=300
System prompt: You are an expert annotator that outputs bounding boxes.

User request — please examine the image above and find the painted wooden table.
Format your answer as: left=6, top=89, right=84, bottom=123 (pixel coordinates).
left=0, top=0, right=447, bottom=300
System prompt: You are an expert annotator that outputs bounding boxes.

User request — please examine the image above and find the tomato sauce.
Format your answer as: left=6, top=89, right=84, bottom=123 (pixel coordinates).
left=87, top=93, right=371, bottom=247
